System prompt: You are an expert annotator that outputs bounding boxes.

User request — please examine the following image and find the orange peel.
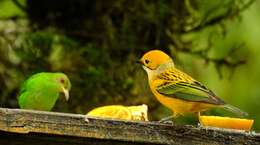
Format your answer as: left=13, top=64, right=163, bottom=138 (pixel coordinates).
left=86, top=104, right=148, bottom=121
left=199, top=116, right=254, bottom=131
left=127, top=104, right=148, bottom=121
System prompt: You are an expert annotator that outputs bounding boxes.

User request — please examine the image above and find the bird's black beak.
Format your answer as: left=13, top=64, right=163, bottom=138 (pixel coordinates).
left=136, top=60, right=143, bottom=65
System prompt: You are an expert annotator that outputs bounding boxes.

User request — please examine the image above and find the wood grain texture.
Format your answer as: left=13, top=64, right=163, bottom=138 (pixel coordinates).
left=0, top=108, right=259, bottom=145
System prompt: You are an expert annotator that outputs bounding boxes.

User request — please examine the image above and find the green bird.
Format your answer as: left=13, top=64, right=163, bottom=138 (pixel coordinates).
left=18, top=72, right=71, bottom=111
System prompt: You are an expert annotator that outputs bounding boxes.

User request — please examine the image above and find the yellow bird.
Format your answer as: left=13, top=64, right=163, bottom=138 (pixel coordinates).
left=139, top=50, right=247, bottom=120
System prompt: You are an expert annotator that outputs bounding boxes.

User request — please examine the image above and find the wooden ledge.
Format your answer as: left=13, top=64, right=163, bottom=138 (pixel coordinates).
left=0, top=108, right=259, bottom=145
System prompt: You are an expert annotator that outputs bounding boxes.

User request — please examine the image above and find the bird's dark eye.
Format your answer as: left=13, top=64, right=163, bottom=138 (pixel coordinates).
left=60, top=78, right=65, bottom=84
left=145, top=59, right=150, bottom=64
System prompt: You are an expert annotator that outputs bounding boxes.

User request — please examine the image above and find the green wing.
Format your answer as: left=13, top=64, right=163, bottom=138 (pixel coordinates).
left=18, top=73, right=43, bottom=109
left=156, top=81, right=225, bottom=105
left=18, top=73, right=59, bottom=111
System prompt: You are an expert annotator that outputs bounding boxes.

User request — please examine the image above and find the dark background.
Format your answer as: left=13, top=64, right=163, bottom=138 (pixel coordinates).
left=0, top=0, right=259, bottom=130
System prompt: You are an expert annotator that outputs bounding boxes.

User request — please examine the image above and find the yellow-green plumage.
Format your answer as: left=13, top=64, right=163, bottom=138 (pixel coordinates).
left=140, top=50, right=247, bottom=117
left=155, top=68, right=225, bottom=105
left=18, top=72, right=71, bottom=111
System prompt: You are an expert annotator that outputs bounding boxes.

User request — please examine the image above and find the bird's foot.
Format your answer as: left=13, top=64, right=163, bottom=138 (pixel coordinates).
left=84, top=116, right=89, bottom=123
left=197, top=123, right=202, bottom=127
left=159, top=120, right=175, bottom=125
left=158, top=115, right=174, bottom=124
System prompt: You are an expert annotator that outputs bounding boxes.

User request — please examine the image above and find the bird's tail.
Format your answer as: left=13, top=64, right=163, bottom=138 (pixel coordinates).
left=223, top=104, right=248, bottom=117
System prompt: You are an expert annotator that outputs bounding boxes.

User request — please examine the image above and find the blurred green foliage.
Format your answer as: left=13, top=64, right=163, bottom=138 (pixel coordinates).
left=0, top=0, right=259, bottom=130
left=0, top=0, right=25, bottom=18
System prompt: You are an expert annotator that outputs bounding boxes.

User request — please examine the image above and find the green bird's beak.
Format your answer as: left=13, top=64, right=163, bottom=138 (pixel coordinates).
left=62, top=87, right=70, bottom=101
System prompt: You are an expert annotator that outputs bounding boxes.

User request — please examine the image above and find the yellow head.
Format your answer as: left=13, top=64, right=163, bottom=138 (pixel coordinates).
left=139, top=50, right=173, bottom=70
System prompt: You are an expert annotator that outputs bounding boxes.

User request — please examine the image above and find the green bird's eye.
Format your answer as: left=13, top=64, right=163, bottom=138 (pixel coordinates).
left=60, top=78, right=65, bottom=84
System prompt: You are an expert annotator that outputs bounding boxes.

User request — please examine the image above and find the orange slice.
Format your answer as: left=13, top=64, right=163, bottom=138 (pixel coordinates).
left=86, top=104, right=149, bottom=121
left=127, top=104, right=148, bottom=121
left=199, top=116, right=254, bottom=131
left=87, top=105, right=132, bottom=120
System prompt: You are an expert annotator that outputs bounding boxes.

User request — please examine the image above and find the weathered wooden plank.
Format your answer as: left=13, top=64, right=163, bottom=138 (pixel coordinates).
left=0, top=108, right=259, bottom=145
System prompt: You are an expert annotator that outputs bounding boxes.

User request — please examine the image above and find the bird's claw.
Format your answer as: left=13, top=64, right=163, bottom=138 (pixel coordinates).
left=158, top=120, right=175, bottom=125
left=84, top=116, right=89, bottom=123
